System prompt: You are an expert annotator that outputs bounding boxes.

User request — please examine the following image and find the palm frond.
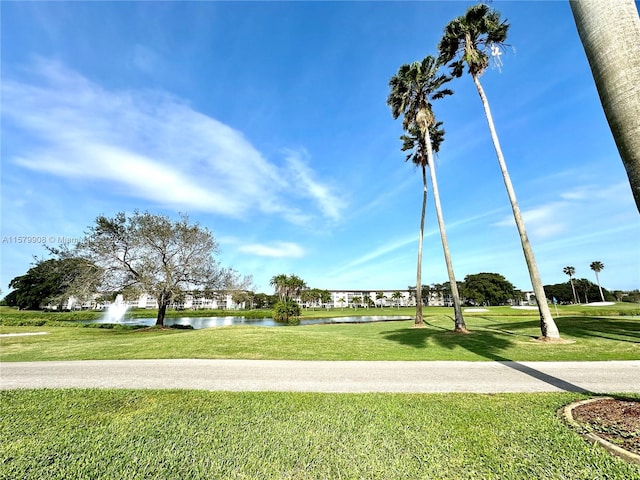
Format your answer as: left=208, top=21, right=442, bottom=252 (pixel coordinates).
left=437, top=2, right=510, bottom=78
left=399, top=121, right=446, bottom=168
left=387, top=55, right=452, bottom=130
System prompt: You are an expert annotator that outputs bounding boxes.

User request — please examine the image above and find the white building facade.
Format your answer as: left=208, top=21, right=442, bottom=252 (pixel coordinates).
left=57, top=287, right=534, bottom=311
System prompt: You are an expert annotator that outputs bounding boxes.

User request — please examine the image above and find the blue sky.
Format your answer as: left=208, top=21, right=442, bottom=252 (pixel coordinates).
left=1, top=1, right=638, bottom=296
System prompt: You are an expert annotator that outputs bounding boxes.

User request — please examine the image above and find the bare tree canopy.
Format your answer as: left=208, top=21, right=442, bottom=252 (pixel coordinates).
left=76, top=211, right=252, bottom=325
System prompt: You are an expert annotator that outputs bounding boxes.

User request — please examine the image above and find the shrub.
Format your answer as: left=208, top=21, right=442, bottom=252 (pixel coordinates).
left=273, top=300, right=301, bottom=325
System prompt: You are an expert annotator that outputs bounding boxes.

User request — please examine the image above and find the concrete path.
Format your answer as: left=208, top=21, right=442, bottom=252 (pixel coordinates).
left=1, top=360, right=639, bottom=393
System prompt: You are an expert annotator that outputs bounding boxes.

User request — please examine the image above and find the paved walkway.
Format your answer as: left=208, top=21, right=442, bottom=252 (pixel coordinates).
left=1, top=360, right=639, bottom=393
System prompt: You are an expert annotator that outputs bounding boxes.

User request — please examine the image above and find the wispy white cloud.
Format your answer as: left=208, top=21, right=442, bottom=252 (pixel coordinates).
left=560, top=182, right=631, bottom=202
left=492, top=181, right=633, bottom=241
left=560, top=190, right=588, bottom=201
left=283, top=150, right=345, bottom=222
left=356, top=175, right=416, bottom=216
left=2, top=58, right=343, bottom=225
left=329, top=234, right=424, bottom=276
left=493, top=203, right=567, bottom=239
left=330, top=207, right=509, bottom=277
left=238, top=242, right=305, bottom=258
left=14, top=144, right=241, bottom=214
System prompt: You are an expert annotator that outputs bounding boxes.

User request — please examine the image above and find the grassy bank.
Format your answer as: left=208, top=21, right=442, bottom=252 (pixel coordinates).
left=1, top=390, right=638, bottom=479
left=2, top=302, right=638, bottom=326
left=2, top=311, right=638, bottom=362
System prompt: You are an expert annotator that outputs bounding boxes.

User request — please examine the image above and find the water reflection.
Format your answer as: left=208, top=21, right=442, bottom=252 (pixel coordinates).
left=89, top=315, right=411, bottom=329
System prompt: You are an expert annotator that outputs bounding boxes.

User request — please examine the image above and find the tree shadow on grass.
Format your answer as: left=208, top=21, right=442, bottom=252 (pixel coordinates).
left=380, top=317, right=587, bottom=393
left=493, top=315, right=640, bottom=344
left=555, top=316, right=640, bottom=343
left=379, top=317, right=526, bottom=355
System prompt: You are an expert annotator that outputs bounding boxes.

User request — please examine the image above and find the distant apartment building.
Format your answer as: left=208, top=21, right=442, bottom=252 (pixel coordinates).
left=305, top=288, right=455, bottom=309
left=56, top=286, right=534, bottom=311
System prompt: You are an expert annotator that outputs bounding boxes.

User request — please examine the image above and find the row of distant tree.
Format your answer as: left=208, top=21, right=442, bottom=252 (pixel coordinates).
left=414, top=272, right=630, bottom=307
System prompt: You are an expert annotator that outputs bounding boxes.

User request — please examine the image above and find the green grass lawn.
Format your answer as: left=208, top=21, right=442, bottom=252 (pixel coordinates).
left=2, top=390, right=639, bottom=479
left=1, top=305, right=639, bottom=362
left=2, top=305, right=639, bottom=478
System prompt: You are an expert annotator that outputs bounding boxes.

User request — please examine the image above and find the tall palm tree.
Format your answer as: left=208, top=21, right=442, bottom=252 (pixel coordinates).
left=563, top=266, right=579, bottom=304
left=590, top=261, right=605, bottom=301
left=438, top=3, right=560, bottom=339
left=387, top=55, right=453, bottom=327
left=401, top=124, right=468, bottom=332
left=570, top=0, right=640, bottom=214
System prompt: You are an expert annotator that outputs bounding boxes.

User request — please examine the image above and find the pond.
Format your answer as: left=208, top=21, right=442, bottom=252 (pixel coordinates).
left=89, top=315, right=412, bottom=329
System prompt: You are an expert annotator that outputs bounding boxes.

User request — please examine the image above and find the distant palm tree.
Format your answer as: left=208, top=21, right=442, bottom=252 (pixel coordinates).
left=320, top=290, right=332, bottom=309
left=574, top=278, right=592, bottom=304
left=269, top=274, right=289, bottom=302
left=387, top=55, right=453, bottom=327
left=590, top=261, right=605, bottom=301
left=351, top=295, right=362, bottom=309
left=391, top=291, right=403, bottom=309
left=337, top=297, right=346, bottom=310
left=438, top=3, right=560, bottom=339
left=401, top=124, right=467, bottom=332
left=563, top=266, right=579, bottom=304
left=300, top=289, right=312, bottom=309
left=269, top=274, right=307, bottom=303
left=570, top=0, right=640, bottom=213
left=376, top=291, right=385, bottom=308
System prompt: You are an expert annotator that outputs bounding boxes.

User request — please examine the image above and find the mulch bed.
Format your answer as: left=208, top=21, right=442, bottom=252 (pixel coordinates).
left=571, top=398, right=640, bottom=456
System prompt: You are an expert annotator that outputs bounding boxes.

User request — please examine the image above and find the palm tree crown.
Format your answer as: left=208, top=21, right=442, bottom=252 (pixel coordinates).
left=387, top=56, right=453, bottom=132
left=270, top=274, right=307, bottom=303
left=590, top=261, right=604, bottom=273
left=438, top=3, right=509, bottom=79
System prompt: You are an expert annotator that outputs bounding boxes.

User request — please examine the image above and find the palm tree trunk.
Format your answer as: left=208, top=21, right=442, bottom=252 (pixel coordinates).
left=472, top=74, right=560, bottom=339
left=595, top=272, right=605, bottom=301
left=569, top=277, right=578, bottom=304
left=415, top=165, right=427, bottom=326
left=424, top=135, right=468, bottom=332
left=570, top=0, right=640, bottom=213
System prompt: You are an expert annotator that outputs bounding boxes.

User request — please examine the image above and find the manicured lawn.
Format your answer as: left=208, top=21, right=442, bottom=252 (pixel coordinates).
left=1, top=308, right=638, bottom=362
left=2, top=305, right=639, bottom=478
left=1, top=390, right=639, bottom=479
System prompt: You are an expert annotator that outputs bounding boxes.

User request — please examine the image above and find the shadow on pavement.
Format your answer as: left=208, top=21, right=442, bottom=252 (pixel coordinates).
left=380, top=318, right=588, bottom=393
